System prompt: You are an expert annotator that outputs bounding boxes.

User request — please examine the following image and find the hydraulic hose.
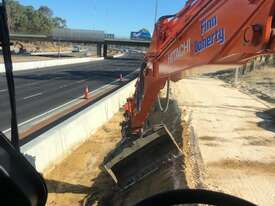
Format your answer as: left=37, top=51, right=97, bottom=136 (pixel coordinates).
left=157, top=80, right=170, bottom=113
left=136, top=62, right=146, bottom=112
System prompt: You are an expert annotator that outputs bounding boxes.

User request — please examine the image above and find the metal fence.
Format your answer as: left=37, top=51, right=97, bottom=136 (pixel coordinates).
left=234, top=54, right=275, bottom=85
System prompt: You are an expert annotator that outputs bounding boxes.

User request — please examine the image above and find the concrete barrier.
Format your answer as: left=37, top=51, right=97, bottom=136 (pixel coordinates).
left=0, top=53, right=124, bottom=73
left=0, top=57, right=104, bottom=73
left=30, top=51, right=72, bottom=56
left=21, top=79, right=136, bottom=173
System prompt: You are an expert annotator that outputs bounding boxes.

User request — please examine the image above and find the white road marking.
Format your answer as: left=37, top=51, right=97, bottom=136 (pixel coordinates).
left=59, top=80, right=85, bottom=89
left=2, top=68, right=139, bottom=134
left=23, top=92, right=43, bottom=100
left=0, top=89, right=7, bottom=93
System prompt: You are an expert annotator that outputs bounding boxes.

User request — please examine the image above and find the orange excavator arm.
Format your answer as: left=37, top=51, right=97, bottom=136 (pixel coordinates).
left=124, top=0, right=275, bottom=133
left=105, top=0, right=275, bottom=188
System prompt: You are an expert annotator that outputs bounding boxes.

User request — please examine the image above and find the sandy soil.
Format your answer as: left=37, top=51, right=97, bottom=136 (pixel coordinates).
left=170, top=77, right=275, bottom=205
left=12, top=41, right=72, bottom=53
left=46, top=112, right=123, bottom=206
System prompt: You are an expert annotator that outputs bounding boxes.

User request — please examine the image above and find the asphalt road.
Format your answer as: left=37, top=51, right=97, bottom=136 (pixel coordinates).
left=0, top=53, right=143, bottom=132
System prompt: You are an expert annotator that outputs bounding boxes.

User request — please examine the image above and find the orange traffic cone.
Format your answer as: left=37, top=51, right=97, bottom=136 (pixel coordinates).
left=84, top=84, right=89, bottom=99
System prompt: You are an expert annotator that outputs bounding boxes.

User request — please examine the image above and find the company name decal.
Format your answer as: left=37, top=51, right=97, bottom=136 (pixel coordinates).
left=167, top=16, right=225, bottom=64
left=195, top=16, right=225, bottom=53
left=168, top=39, right=191, bottom=65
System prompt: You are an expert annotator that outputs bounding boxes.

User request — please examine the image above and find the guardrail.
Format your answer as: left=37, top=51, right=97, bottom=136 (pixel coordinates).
left=21, top=78, right=136, bottom=173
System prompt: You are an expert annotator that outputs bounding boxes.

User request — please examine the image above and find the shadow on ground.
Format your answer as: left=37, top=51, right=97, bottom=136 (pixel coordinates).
left=256, top=108, right=275, bottom=133
left=46, top=179, right=91, bottom=194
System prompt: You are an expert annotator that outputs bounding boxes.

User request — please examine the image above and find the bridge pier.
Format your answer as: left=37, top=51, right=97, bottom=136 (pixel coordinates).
left=97, top=43, right=103, bottom=57
left=103, top=43, right=108, bottom=58
left=97, top=43, right=108, bottom=58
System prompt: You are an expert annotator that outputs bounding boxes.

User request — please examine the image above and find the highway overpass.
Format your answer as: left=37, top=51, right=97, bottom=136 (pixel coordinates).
left=10, top=30, right=151, bottom=57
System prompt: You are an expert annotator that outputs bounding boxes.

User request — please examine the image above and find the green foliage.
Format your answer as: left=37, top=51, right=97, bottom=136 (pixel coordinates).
left=6, top=0, right=67, bottom=34
left=38, top=5, right=53, bottom=17
left=52, top=17, right=67, bottom=29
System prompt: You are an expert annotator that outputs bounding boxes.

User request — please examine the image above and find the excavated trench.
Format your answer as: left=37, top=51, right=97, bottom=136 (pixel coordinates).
left=45, top=94, right=199, bottom=206
left=84, top=98, right=189, bottom=206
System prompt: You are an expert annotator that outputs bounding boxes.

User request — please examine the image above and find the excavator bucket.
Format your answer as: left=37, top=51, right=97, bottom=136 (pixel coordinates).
left=104, top=125, right=182, bottom=189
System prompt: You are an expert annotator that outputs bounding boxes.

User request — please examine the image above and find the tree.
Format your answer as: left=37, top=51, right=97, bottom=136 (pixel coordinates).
left=5, top=0, right=67, bottom=34
left=38, top=6, right=53, bottom=17
left=6, top=0, right=24, bottom=32
left=52, top=17, right=67, bottom=29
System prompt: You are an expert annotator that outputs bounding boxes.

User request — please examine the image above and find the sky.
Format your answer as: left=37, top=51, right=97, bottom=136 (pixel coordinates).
left=18, top=0, right=187, bottom=37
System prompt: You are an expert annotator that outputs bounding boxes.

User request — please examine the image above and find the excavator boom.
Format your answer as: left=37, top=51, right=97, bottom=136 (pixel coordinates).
left=104, top=0, right=275, bottom=188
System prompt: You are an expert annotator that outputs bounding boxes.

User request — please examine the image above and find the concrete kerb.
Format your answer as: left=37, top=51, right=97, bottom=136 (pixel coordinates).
left=21, top=78, right=136, bottom=173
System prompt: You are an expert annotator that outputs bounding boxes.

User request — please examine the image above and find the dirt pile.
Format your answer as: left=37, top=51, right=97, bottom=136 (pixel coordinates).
left=12, top=41, right=72, bottom=53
